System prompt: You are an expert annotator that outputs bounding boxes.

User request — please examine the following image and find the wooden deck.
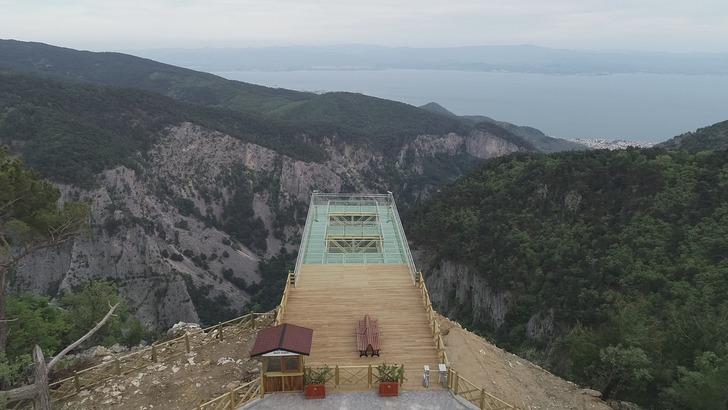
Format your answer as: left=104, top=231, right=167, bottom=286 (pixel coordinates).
left=281, top=264, right=441, bottom=390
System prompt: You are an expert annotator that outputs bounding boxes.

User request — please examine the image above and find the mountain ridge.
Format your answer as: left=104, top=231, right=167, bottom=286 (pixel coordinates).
left=419, top=101, right=586, bottom=153
left=658, top=119, right=728, bottom=152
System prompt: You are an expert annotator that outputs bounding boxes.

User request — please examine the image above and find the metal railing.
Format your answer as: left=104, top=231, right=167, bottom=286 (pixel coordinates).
left=387, top=191, right=418, bottom=283
left=293, top=192, right=317, bottom=287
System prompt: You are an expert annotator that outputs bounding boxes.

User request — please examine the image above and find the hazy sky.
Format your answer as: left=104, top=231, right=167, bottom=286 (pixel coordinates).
left=2, top=0, right=728, bottom=52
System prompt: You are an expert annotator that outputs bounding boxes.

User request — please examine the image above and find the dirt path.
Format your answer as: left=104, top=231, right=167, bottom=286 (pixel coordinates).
left=60, top=326, right=263, bottom=410
left=437, top=314, right=610, bottom=410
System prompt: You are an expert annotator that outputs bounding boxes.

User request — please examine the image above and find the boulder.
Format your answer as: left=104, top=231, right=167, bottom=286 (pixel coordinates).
left=167, top=322, right=201, bottom=337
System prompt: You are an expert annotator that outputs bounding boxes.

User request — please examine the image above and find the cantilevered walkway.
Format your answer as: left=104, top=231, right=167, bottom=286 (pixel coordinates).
left=282, top=193, right=440, bottom=389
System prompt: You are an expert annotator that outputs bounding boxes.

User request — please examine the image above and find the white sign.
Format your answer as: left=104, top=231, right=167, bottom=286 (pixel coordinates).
left=262, top=349, right=298, bottom=357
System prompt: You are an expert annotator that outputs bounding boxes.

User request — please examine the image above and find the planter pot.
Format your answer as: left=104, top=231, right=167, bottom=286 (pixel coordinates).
left=378, top=381, right=399, bottom=397
left=305, top=384, right=326, bottom=399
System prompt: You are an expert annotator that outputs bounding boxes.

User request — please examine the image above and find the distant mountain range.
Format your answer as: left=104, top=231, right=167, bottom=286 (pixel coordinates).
left=131, top=44, right=728, bottom=75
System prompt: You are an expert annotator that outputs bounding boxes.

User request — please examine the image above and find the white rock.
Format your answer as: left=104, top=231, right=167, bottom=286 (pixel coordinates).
left=167, top=322, right=201, bottom=337
left=581, top=388, right=602, bottom=398
left=217, top=357, right=235, bottom=365
left=109, top=343, right=127, bottom=353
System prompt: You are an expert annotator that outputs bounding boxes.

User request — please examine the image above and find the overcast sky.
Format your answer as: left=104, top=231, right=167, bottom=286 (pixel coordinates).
left=2, top=0, right=728, bottom=52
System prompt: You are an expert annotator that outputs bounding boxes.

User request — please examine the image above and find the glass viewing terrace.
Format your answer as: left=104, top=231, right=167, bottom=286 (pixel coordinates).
left=293, top=192, right=417, bottom=285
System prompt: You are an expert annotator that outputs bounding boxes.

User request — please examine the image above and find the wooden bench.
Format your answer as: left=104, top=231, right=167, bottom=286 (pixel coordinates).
left=355, top=314, right=380, bottom=357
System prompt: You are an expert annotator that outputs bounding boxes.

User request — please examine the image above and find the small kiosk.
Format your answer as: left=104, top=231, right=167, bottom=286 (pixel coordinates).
left=250, top=323, right=313, bottom=394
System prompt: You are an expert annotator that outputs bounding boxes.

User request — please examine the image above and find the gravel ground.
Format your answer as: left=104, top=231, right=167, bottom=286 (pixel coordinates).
left=243, top=390, right=474, bottom=409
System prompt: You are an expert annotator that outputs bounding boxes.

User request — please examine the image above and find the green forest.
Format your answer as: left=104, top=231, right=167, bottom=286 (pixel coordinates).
left=408, top=148, right=728, bottom=408
left=0, top=72, right=328, bottom=185
left=1, top=281, right=149, bottom=388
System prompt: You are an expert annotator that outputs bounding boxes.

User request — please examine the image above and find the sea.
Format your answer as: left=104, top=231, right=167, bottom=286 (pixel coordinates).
left=212, top=69, right=728, bottom=143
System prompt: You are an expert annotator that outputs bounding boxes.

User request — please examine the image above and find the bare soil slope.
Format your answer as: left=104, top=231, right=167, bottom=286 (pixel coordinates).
left=58, top=326, right=263, bottom=410
left=438, top=314, right=609, bottom=410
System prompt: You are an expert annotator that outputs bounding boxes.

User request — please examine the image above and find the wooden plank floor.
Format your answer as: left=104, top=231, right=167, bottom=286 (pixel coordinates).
left=282, top=264, right=441, bottom=390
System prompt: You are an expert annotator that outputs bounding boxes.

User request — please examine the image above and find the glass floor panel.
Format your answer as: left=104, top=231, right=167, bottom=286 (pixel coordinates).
left=300, top=201, right=408, bottom=265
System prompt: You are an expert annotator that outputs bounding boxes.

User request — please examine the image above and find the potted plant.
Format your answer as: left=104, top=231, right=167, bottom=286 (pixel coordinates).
left=376, top=363, right=405, bottom=397
left=304, top=365, right=332, bottom=399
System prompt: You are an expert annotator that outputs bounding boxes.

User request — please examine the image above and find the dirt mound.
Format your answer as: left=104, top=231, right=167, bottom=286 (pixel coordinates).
left=59, top=325, right=263, bottom=409
left=437, top=314, right=610, bottom=410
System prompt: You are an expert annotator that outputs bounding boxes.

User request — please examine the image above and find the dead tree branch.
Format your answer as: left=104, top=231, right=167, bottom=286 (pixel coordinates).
left=48, top=302, right=119, bottom=371
left=0, top=302, right=119, bottom=409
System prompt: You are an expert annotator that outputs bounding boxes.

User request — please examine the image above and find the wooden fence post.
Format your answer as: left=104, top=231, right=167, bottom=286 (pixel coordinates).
left=250, top=313, right=256, bottom=330
left=32, top=346, right=51, bottom=410
left=185, top=333, right=191, bottom=353
left=334, top=365, right=340, bottom=389
left=367, top=365, right=372, bottom=388
left=151, top=344, right=157, bottom=362
left=228, top=388, right=235, bottom=410
left=218, top=323, right=223, bottom=341
left=73, top=371, right=81, bottom=393
left=452, top=370, right=459, bottom=395
left=480, top=388, right=486, bottom=409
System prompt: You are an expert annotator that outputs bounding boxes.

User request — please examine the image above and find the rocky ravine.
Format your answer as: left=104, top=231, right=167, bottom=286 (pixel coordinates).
left=13, top=122, right=526, bottom=331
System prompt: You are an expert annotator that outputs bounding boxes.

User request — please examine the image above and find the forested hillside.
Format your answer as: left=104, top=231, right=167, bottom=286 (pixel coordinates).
left=0, top=39, right=311, bottom=114
left=0, top=40, right=485, bottom=149
left=0, top=72, right=326, bottom=184
left=660, top=120, right=728, bottom=152
left=409, top=149, right=728, bottom=408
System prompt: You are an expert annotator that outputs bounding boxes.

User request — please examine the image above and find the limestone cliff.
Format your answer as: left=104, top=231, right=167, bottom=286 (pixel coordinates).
left=414, top=251, right=554, bottom=344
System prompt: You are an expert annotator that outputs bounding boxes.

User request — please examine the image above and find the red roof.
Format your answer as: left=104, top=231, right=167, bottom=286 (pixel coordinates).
left=250, top=324, right=313, bottom=357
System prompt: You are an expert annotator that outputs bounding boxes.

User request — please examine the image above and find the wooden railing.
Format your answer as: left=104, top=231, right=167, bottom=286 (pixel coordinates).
left=417, top=272, right=517, bottom=409
left=448, top=368, right=515, bottom=410
left=305, top=364, right=404, bottom=391
left=274, top=271, right=295, bottom=325
left=48, top=311, right=273, bottom=403
left=195, top=377, right=260, bottom=410
left=195, top=363, right=403, bottom=409
left=417, top=272, right=448, bottom=364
